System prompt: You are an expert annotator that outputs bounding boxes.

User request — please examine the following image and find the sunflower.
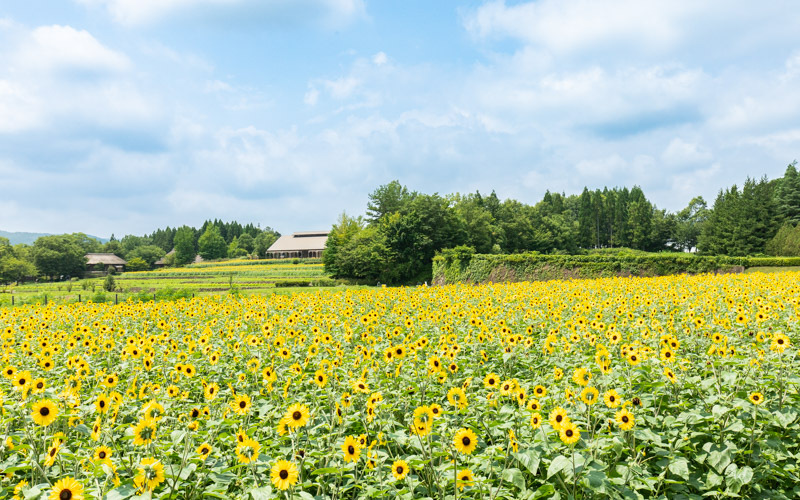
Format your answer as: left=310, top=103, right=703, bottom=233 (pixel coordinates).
left=132, top=418, right=158, bottom=446
left=49, top=477, right=84, bottom=500
left=429, top=404, right=443, bottom=418
left=580, top=387, right=599, bottom=406
left=549, top=407, right=569, bottom=431
left=447, top=387, right=468, bottom=410
left=530, top=412, right=543, bottom=429
left=456, top=469, right=474, bottom=491
left=664, top=367, right=677, bottom=384
left=13, top=370, right=31, bottom=391
left=31, top=399, right=59, bottom=426
left=95, top=394, right=110, bottom=414
left=615, top=408, right=635, bottom=431
left=604, top=389, right=621, bottom=408
left=231, top=394, right=252, bottom=416
left=134, top=457, right=165, bottom=492
left=342, top=435, right=361, bottom=463
left=44, top=442, right=60, bottom=467
left=559, top=421, right=580, bottom=445
left=271, top=459, right=299, bottom=490
left=453, top=428, right=478, bottom=455
left=391, top=459, right=409, bottom=480
left=572, top=367, right=591, bottom=387
left=94, top=445, right=113, bottom=462
left=285, top=403, right=310, bottom=429
left=204, top=382, right=219, bottom=401
left=749, top=392, right=764, bottom=405
left=197, top=443, right=212, bottom=460
left=236, top=438, right=261, bottom=464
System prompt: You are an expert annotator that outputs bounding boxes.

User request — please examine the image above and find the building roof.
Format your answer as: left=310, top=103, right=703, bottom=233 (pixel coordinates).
left=85, top=253, right=127, bottom=265
left=267, top=231, right=329, bottom=252
left=154, top=249, right=174, bottom=265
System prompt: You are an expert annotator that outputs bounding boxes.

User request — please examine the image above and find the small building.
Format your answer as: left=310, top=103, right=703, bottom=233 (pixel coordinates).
left=266, top=231, right=329, bottom=259
left=85, top=253, right=127, bottom=273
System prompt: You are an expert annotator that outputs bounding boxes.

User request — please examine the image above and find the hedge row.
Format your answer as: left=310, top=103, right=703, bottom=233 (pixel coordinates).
left=432, top=249, right=800, bottom=284
left=274, top=278, right=338, bottom=288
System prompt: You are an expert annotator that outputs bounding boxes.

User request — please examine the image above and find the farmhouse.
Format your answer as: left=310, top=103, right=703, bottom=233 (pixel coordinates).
left=85, top=253, right=127, bottom=273
left=266, top=231, right=329, bottom=259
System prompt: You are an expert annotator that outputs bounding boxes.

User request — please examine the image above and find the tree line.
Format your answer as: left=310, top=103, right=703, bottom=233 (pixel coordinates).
left=324, top=162, right=800, bottom=284
left=0, top=220, right=280, bottom=283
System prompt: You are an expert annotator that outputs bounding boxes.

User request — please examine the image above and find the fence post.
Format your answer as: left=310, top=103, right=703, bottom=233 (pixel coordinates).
left=78, top=294, right=81, bottom=303
left=115, top=294, right=118, bottom=305
left=11, top=295, right=13, bottom=306
left=44, top=294, right=47, bottom=305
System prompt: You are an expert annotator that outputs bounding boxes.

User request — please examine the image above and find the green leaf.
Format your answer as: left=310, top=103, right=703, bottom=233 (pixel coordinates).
left=106, top=485, right=137, bottom=500
left=22, top=486, right=41, bottom=500
left=248, top=486, right=273, bottom=500
left=733, top=466, right=753, bottom=485
left=585, top=470, right=607, bottom=493
left=298, top=492, right=316, bottom=500
left=547, top=455, right=571, bottom=479
left=502, top=467, right=526, bottom=490
left=532, top=484, right=555, bottom=499
left=515, top=450, right=541, bottom=476
left=312, top=467, right=340, bottom=475
left=668, top=458, right=689, bottom=480
left=707, top=449, right=731, bottom=474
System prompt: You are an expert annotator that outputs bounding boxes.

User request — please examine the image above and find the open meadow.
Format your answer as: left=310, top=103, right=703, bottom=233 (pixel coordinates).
left=0, top=271, right=799, bottom=499
left=0, top=259, right=335, bottom=307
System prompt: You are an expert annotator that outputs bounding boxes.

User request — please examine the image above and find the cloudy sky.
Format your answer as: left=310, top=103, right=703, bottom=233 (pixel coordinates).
left=1, top=1, right=798, bottom=238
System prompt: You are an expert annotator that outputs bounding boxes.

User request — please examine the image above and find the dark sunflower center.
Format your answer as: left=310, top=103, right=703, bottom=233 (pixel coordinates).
left=100, top=401, right=105, bottom=407
left=37, top=382, right=43, bottom=389
left=19, top=378, right=25, bottom=385
left=60, top=490, right=72, bottom=500
left=99, top=451, right=106, bottom=458
left=566, top=430, right=573, bottom=437
left=280, top=469, right=289, bottom=479
left=623, top=416, right=629, bottom=423
left=239, top=401, right=246, bottom=408
left=40, top=407, right=50, bottom=416
left=556, top=415, right=562, bottom=422
left=462, top=436, right=471, bottom=446
left=293, top=411, right=301, bottom=420
left=396, top=466, right=404, bottom=474
left=347, top=445, right=355, bottom=454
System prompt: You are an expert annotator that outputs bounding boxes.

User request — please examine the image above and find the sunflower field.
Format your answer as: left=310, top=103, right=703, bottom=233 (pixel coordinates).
left=0, top=271, right=799, bottom=499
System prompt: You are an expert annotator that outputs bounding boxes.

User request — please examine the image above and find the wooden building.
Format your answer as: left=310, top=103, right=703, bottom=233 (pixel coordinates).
left=266, top=231, right=329, bottom=259
left=85, top=253, right=127, bottom=273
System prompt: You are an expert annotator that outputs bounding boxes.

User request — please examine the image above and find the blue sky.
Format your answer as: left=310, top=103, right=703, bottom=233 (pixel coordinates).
left=1, top=0, right=799, bottom=238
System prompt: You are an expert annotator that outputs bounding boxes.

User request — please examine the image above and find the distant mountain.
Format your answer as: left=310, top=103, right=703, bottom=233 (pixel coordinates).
left=0, top=230, right=109, bottom=246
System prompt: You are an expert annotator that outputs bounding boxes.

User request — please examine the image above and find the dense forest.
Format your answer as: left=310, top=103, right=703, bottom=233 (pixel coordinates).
left=0, top=220, right=280, bottom=282
left=324, top=162, right=800, bottom=284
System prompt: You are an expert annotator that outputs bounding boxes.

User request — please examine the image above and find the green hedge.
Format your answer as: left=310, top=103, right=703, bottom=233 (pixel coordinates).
left=274, top=278, right=338, bottom=288
left=432, top=250, right=800, bottom=284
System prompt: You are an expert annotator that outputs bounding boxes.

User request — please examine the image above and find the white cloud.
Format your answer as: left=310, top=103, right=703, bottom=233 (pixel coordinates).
left=304, top=87, right=319, bottom=106
left=18, top=25, right=130, bottom=74
left=372, top=51, right=387, bottom=66
left=464, top=0, right=698, bottom=55
left=661, top=138, right=712, bottom=166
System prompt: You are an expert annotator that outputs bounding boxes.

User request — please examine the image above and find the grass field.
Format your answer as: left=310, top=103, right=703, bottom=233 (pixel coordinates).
left=0, top=258, right=339, bottom=307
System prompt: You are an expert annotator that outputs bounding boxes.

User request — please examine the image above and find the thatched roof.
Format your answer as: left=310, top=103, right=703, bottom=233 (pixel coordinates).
left=154, top=249, right=174, bottom=265
left=267, top=231, right=329, bottom=252
left=85, top=253, right=127, bottom=265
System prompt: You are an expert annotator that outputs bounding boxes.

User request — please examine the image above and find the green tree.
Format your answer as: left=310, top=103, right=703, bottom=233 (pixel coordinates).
left=0, top=238, right=36, bottom=284
left=776, top=161, right=800, bottom=224
left=254, top=231, right=280, bottom=258
left=672, top=196, right=708, bottom=251
left=102, top=239, right=123, bottom=256
left=31, top=235, right=87, bottom=279
left=127, top=245, right=166, bottom=266
left=237, top=233, right=255, bottom=254
left=333, top=226, right=392, bottom=282
left=198, top=226, right=227, bottom=260
left=125, top=257, right=150, bottom=271
left=173, top=226, right=196, bottom=266
left=365, top=180, right=414, bottom=223
left=227, top=237, right=248, bottom=258
left=323, top=213, right=364, bottom=277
